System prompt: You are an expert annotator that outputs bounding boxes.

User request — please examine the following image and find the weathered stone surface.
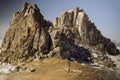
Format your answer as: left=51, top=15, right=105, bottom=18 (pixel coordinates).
left=53, top=7, right=119, bottom=55
left=0, top=3, right=119, bottom=68
left=0, top=2, right=52, bottom=64
left=50, top=7, right=119, bottom=67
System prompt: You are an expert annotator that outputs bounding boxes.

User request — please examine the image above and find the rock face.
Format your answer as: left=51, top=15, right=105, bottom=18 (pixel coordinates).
left=51, top=7, right=119, bottom=67
left=0, top=3, right=119, bottom=68
left=53, top=7, right=119, bottom=55
left=0, top=2, right=53, bottom=64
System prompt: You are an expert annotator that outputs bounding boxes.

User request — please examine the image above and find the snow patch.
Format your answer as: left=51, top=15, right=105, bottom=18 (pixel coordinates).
left=88, top=63, right=101, bottom=69
left=107, top=54, right=120, bottom=69
left=92, top=53, right=98, bottom=58
left=0, top=62, right=16, bottom=74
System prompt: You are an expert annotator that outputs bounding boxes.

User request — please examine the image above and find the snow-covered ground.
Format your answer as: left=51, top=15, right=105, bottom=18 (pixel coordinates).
left=107, top=54, right=120, bottom=69
left=109, top=47, right=120, bottom=69
left=0, top=40, right=16, bottom=74
left=0, top=62, right=16, bottom=74
left=108, top=52, right=120, bottom=80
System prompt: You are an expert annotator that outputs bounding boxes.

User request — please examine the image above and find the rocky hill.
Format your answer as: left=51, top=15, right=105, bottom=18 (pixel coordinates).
left=0, top=2, right=119, bottom=67
left=53, top=7, right=119, bottom=55
left=0, top=2, right=120, bottom=80
left=50, top=7, right=119, bottom=68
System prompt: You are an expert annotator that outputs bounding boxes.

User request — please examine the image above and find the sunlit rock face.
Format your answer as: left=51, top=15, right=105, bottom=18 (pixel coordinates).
left=0, top=3, right=119, bottom=68
left=0, top=2, right=53, bottom=64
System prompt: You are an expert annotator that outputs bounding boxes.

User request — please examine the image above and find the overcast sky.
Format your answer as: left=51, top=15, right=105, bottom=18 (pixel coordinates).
left=0, top=0, right=120, bottom=42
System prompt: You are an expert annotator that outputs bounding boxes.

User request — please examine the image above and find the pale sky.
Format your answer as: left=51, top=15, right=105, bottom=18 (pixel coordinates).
left=0, top=0, right=120, bottom=42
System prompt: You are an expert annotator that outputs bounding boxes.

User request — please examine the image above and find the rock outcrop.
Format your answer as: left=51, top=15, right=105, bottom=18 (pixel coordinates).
left=0, top=2, right=53, bottom=64
left=53, top=7, right=119, bottom=55
left=50, top=7, right=119, bottom=67
left=0, top=3, right=119, bottom=68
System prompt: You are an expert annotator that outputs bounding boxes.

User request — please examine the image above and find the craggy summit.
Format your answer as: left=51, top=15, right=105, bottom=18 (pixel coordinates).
left=0, top=3, right=119, bottom=69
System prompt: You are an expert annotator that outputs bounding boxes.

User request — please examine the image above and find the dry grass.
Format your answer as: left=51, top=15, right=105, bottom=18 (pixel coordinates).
left=2, top=58, right=119, bottom=80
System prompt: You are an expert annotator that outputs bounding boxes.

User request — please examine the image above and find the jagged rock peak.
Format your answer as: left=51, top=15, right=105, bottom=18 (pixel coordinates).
left=53, top=7, right=119, bottom=55
left=0, top=3, right=53, bottom=65
left=0, top=3, right=119, bottom=69
left=49, top=7, right=119, bottom=68
left=21, top=2, right=40, bottom=15
left=54, top=7, right=89, bottom=27
left=11, top=2, right=44, bottom=25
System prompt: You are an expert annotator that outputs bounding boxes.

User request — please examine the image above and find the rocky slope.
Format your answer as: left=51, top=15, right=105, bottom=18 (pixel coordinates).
left=0, top=2, right=119, bottom=71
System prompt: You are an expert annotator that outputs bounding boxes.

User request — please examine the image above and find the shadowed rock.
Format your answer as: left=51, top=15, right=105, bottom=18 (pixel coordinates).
left=51, top=7, right=119, bottom=67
